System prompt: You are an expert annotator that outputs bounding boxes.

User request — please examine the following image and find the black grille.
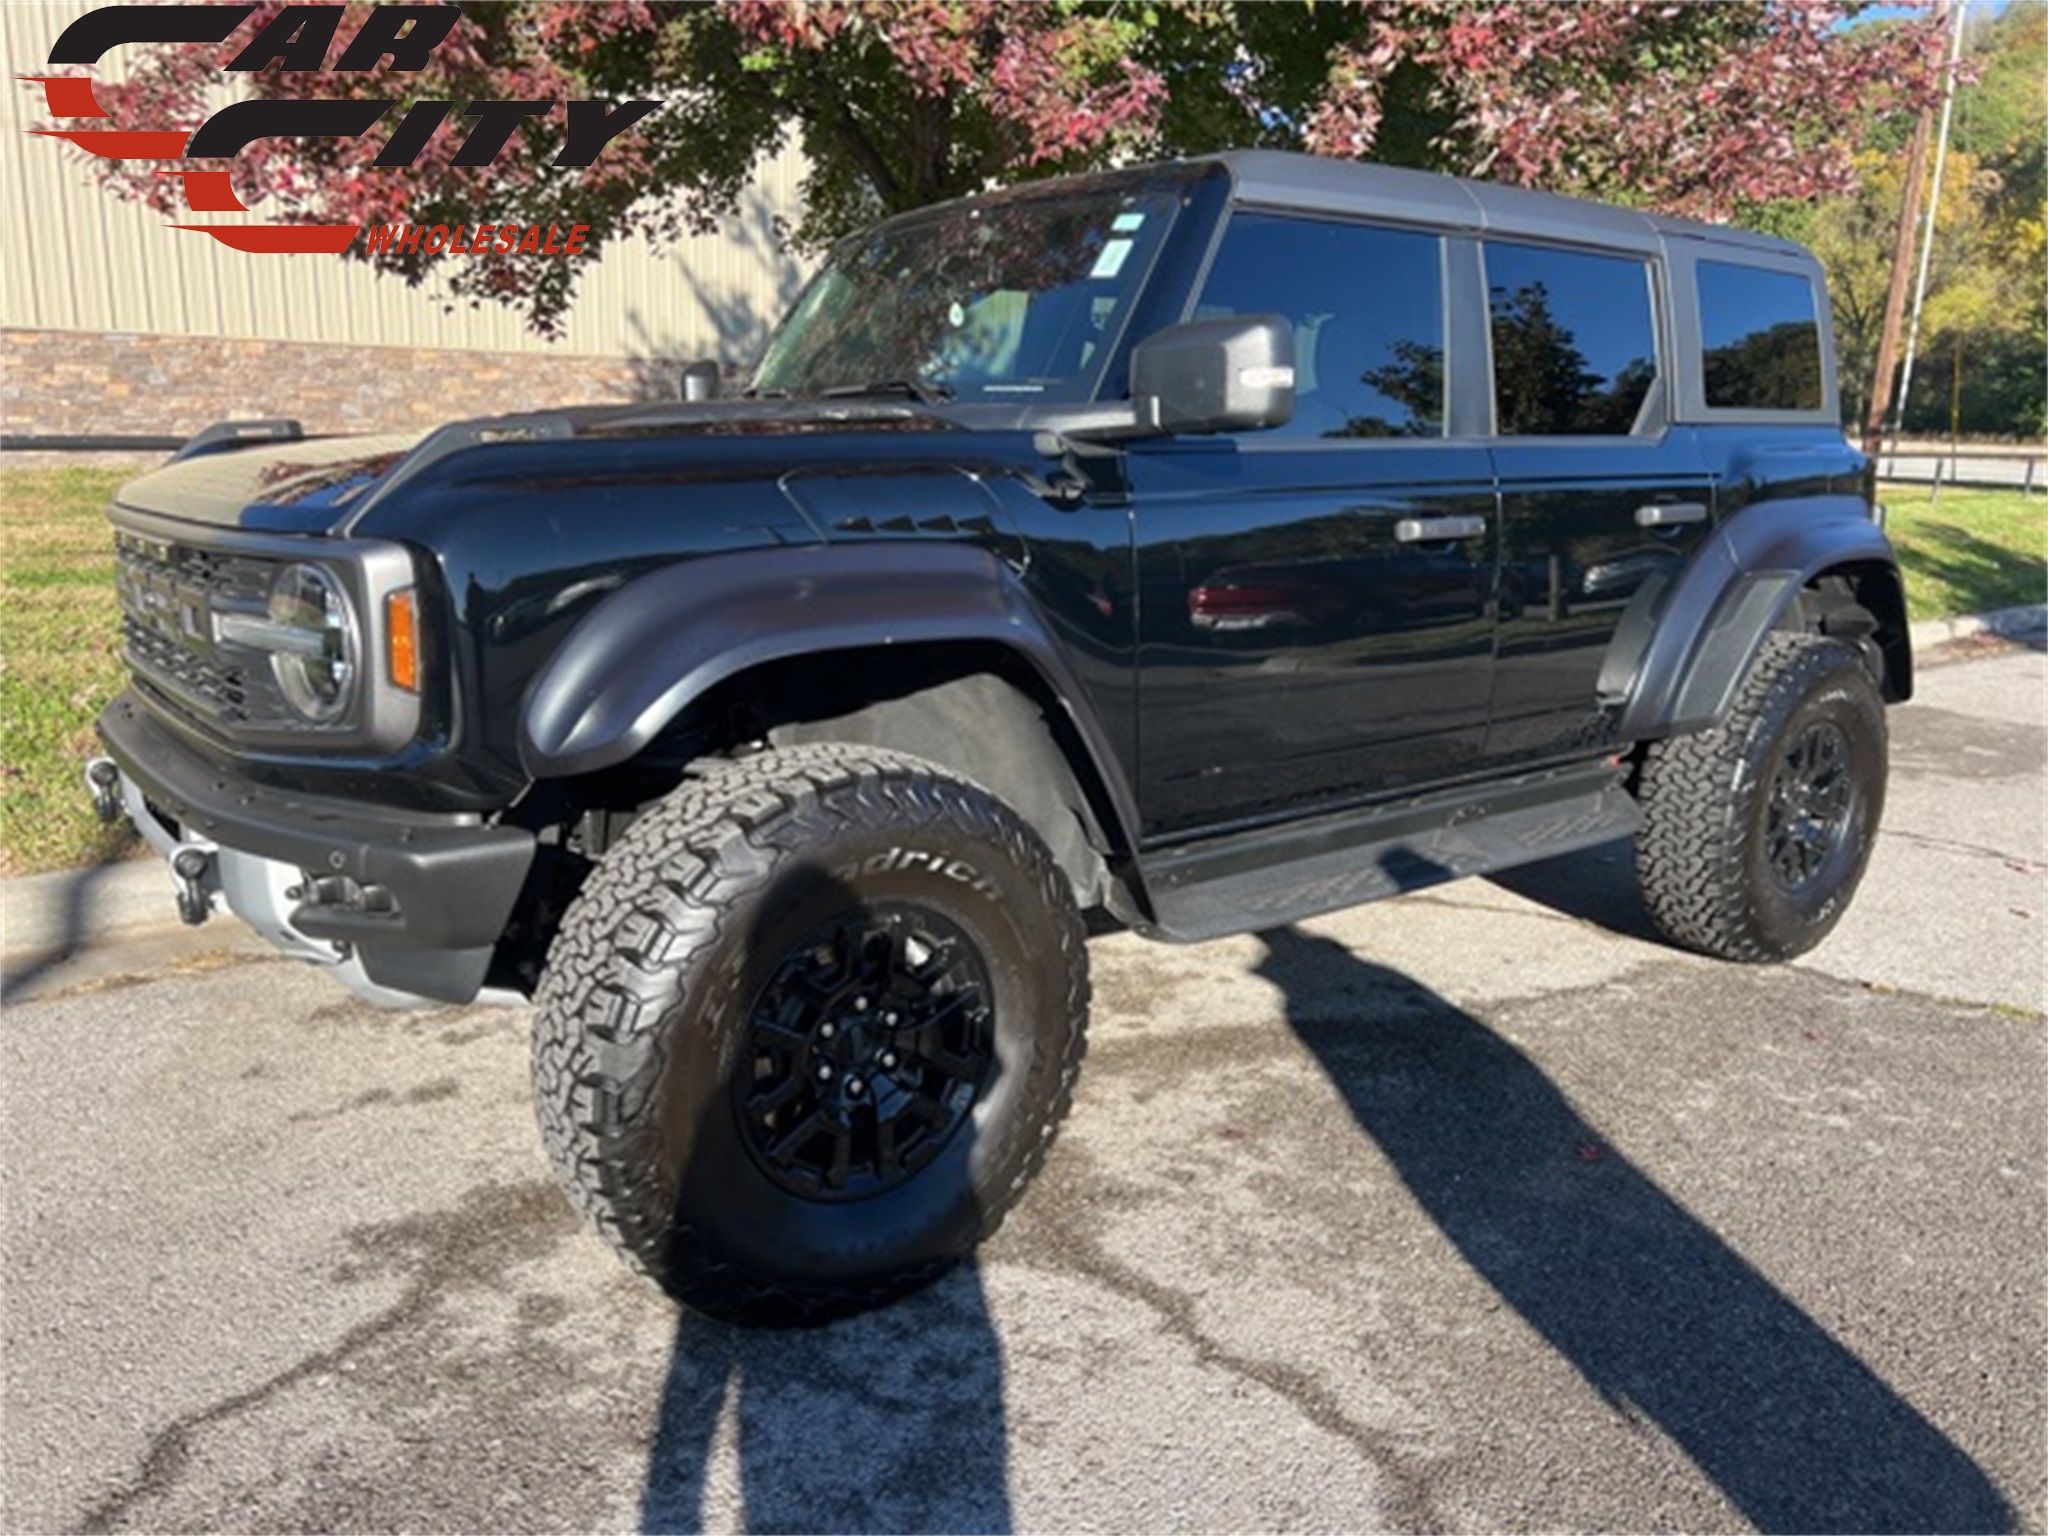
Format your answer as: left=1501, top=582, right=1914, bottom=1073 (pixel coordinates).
left=114, top=533, right=290, bottom=728
left=120, top=616, right=256, bottom=720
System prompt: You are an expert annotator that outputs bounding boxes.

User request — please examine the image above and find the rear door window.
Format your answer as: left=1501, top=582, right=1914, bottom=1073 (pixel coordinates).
left=1484, top=241, right=1658, bottom=436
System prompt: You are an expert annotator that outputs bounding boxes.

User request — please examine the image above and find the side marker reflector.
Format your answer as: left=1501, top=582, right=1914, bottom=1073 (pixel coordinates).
left=387, top=590, right=419, bottom=693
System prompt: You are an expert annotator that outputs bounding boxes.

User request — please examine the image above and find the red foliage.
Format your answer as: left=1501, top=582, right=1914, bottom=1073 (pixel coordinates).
left=1306, top=1, right=1954, bottom=219
left=38, top=0, right=1956, bottom=331
left=725, top=0, right=1166, bottom=163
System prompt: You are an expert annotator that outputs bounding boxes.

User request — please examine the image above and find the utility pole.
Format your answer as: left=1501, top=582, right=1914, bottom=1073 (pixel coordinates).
left=1895, top=0, right=1971, bottom=443
left=1861, top=0, right=1948, bottom=456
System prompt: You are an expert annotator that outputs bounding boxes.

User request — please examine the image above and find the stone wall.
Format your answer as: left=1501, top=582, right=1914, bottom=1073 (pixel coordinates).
left=2, top=328, right=691, bottom=442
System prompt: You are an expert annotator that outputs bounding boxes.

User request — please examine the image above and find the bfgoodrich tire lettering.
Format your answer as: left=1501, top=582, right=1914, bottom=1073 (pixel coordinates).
left=531, top=743, right=1089, bottom=1324
left=1636, top=634, right=1887, bottom=962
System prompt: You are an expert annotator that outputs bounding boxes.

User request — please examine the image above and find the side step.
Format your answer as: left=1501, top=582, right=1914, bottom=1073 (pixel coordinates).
left=1138, top=762, right=1640, bottom=942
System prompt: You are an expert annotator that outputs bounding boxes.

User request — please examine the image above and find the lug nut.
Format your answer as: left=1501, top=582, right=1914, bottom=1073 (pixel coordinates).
left=882, top=1011, right=899, bottom=1027
left=853, top=996, right=869, bottom=1012
left=879, top=1051, right=899, bottom=1070
left=819, top=1021, right=837, bottom=1040
left=846, top=1077, right=866, bottom=1098
left=815, top=1063, right=834, bottom=1082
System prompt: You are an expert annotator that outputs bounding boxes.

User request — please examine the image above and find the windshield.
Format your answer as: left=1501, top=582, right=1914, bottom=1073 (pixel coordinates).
left=752, top=190, right=1177, bottom=404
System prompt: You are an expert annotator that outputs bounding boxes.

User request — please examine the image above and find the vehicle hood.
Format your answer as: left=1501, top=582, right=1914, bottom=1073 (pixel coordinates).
left=115, top=432, right=428, bottom=534
left=112, top=400, right=966, bottom=536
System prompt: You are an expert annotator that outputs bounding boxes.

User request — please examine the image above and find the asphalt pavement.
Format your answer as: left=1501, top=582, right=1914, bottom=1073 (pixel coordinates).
left=2, top=643, right=2042, bottom=1533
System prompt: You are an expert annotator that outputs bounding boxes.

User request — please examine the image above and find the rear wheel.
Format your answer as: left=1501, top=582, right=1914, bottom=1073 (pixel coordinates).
left=1636, top=634, right=1887, bottom=961
left=531, top=744, right=1089, bottom=1324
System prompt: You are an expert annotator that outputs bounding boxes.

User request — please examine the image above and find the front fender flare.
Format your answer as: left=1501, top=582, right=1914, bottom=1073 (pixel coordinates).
left=518, top=541, right=1140, bottom=839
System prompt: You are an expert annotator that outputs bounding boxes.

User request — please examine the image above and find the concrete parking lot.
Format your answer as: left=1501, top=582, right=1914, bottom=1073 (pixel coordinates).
left=3, top=644, right=2042, bottom=1533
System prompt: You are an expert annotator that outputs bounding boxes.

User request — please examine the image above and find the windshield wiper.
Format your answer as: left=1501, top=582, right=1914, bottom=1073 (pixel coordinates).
left=818, top=377, right=955, bottom=405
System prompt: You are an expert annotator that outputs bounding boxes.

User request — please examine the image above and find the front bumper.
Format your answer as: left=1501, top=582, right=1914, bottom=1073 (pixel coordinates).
left=94, top=690, right=535, bottom=1004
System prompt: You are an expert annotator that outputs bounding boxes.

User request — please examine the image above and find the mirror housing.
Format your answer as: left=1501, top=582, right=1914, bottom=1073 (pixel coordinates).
left=1130, top=314, right=1294, bottom=436
left=681, top=359, right=722, bottom=402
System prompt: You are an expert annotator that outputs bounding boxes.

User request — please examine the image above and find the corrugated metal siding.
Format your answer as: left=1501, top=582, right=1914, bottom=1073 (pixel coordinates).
left=0, top=2, right=808, bottom=363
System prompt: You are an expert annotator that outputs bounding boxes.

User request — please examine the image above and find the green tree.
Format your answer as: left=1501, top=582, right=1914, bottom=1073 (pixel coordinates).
left=1794, top=3, right=2045, bottom=437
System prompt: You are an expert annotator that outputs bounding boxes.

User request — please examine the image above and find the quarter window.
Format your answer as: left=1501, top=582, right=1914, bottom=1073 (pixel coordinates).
left=1196, top=214, right=1444, bottom=438
left=1697, top=261, right=1824, bottom=411
left=1485, top=242, right=1658, bottom=436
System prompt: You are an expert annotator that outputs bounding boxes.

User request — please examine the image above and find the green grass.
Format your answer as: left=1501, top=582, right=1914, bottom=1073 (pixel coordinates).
left=1, top=467, right=138, bottom=876
left=1879, top=482, right=2047, bottom=624
left=0, top=467, right=2040, bottom=876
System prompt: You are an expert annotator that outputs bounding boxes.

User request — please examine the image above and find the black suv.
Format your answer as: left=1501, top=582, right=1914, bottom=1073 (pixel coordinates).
left=91, top=152, right=1906, bottom=1322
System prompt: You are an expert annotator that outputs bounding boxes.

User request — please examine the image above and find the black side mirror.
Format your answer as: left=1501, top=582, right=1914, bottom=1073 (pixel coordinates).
left=681, top=359, right=722, bottom=402
left=1130, top=314, right=1294, bottom=436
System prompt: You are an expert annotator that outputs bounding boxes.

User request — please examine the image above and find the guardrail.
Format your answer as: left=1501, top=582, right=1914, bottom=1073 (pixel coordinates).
left=1876, top=443, right=2048, bottom=495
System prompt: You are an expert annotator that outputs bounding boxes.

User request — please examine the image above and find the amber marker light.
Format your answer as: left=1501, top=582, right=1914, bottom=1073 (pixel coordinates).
left=386, top=589, right=420, bottom=692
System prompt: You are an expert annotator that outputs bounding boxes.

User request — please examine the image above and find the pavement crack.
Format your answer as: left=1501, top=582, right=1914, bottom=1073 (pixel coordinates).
left=1783, top=963, right=2046, bottom=1021
left=1024, top=1185, right=1444, bottom=1531
left=2, top=948, right=277, bottom=1005
left=1880, top=827, right=2048, bottom=869
left=74, top=1181, right=571, bottom=1534
left=1398, top=891, right=1587, bottom=926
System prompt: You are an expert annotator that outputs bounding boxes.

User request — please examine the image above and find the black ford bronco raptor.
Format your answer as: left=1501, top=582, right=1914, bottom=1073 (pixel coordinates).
left=91, top=152, right=1905, bottom=1323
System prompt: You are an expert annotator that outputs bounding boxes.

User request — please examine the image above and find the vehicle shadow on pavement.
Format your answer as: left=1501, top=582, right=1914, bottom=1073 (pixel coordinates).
left=1254, top=923, right=2014, bottom=1535
left=638, top=1263, right=1013, bottom=1534
left=1481, top=838, right=1663, bottom=942
left=634, top=852, right=1027, bottom=1534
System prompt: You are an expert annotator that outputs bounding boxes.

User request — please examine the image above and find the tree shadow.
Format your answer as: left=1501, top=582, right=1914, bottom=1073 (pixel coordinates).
left=1893, top=520, right=2048, bottom=644
left=621, top=188, right=809, bottom=402
left=1253, top=922, right=2013, bottom=1533
left=640, top=1265, right=1012, bottom=1534
left=0, top=829, right=140, bottom=998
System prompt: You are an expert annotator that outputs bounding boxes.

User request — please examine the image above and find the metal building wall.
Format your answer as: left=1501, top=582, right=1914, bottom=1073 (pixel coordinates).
left=0, top=2, right=808, bottom=365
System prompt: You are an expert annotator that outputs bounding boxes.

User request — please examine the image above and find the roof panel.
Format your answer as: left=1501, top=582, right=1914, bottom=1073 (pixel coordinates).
left=1209, top=150, right=1808, bottom=260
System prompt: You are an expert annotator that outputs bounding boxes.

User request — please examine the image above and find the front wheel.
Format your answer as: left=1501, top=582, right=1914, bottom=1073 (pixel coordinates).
left=1636, top=634, right=1887, bottom=962
left=532, top=744, right=1089, bottom=1325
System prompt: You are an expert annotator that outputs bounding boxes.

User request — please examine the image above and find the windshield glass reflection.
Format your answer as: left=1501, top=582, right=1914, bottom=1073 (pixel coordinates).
left=752, top=191, right=1175, bottom=404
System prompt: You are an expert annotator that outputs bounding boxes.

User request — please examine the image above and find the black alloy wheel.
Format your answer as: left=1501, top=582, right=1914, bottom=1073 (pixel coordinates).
left=1763, top=720, right=1857, bottom=894
left=738, top=903, right=995, bottom=1203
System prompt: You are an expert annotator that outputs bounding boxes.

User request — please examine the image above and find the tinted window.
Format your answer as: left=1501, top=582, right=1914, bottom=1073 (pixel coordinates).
left=1698, top=261, right=1823, bottom=410
left=753, top=192, right=1175, bottom=402
left=1485, top=242, right=1657, bottom=435
left=1197, top=214, right=1443, bottom=438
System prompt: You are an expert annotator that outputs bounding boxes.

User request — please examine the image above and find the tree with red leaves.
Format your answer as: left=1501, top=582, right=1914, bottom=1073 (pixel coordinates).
left=1299, top=1, right=1953, bottom=219
left=69, top=1, right=1950, bottom=334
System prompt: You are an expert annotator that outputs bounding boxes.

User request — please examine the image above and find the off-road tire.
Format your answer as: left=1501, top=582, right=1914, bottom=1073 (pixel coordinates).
left=531, top=743, right=1089, bottom=1325
left=1636, top=634, right=1887, bottom=962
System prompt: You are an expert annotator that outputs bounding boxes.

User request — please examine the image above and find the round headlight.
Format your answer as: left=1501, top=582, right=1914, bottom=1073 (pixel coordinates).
left=267, top=563, right=358, bottom=723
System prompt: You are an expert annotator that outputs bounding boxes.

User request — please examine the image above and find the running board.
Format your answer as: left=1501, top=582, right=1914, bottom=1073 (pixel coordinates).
left=1138, top=763, right=1640, bottom=942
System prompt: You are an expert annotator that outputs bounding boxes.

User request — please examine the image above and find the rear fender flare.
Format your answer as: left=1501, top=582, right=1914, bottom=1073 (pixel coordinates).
left=1614, top=495, right=1909, bottom=741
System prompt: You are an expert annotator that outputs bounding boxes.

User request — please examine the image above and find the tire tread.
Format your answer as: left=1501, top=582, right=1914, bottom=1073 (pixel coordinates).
left=1636, top=633, right=1883, bottom=962
left=531, top=743, right=1089, bottom=1324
